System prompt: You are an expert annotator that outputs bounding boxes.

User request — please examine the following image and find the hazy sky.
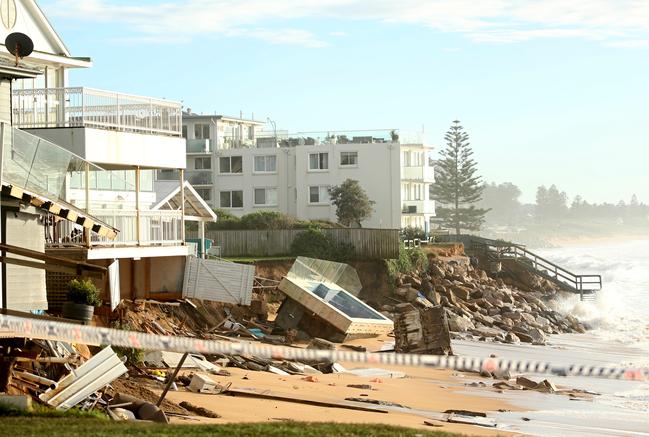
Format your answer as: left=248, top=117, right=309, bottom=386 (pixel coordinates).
left=40, top=0, right=649, bottom=204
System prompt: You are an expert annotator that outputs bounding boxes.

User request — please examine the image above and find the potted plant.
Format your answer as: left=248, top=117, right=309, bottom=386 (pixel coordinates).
left=62, top=278, right=102, bottom=322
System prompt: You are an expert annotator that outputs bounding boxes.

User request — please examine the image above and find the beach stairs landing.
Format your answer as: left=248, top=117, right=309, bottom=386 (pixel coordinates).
left=452, top=236, right=602, bottom=301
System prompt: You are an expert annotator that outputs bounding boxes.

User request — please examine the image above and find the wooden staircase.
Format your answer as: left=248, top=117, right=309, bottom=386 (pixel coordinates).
left=439, top=235, right=602, bottom=301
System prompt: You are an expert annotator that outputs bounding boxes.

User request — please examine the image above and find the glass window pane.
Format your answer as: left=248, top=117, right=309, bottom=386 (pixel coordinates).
left=232, top=190, right=243, bottom=207
left=254, top=188, right=265, bottom=205
left=97, top=171, right=111, bottom=189
left=69, top=171, right=82, bottom=189
left=141, top=170, right=154, bottom=191
left=309, top=154, right=318, bottom=170
left=309, top=186, right=319, bottom=203
left=254, top=156, right=264, bottom=172
left=267, top=188, right=278, bottom=205
left=219, top=157, right=230, bottom=173
left=320, top=153, right=328, bottom=169
left=111, top=170, right=126, bottom=191
left=220, top=191, right=231, bottom=207
left=267, top=156, right=276, bottom=172
left=320, top=186, right=330, bottom=203
left=231, top=156, right=243, bottom=173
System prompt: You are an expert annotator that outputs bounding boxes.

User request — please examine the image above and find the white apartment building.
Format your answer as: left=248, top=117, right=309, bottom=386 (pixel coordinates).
left=166, top=119, right=436, bottom=231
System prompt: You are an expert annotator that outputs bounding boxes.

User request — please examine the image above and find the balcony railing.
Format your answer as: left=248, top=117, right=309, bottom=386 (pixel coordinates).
left=402, top=200, right=436, bottom=215
left=51, top=209, right=183, bottom=247
left=401, top=165, right=435, bottom=182
left=187, top=138, right=213, bottom=154
left=12, top=87, right=182, bottom=137
left=186, top=170, right=213, bottom=185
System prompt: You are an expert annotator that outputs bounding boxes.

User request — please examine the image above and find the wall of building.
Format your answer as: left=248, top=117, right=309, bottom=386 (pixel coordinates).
left=3, top=209, right=47, bottom=311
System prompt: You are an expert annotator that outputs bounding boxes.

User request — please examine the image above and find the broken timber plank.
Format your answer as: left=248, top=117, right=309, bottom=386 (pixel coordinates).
left=224, top=387, right=389, bottom=413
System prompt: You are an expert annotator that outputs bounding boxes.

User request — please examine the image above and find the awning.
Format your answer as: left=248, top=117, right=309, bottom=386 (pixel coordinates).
left=1, top=183, right=119, bottom=240
left=153, top=180, right=217, bottom=222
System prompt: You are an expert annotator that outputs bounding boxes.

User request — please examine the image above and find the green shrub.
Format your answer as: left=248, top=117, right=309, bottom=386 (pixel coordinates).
left=386, top=245, right=428, bottom=282
left=67, top=279, right=102, bottom=307
left=290, top=228, right=332, bottom=259
left=240, top=211, right=296, bottom=230
left=400, top=226, right=427, bottom=241
left=290, top=228, right=356, bottom=262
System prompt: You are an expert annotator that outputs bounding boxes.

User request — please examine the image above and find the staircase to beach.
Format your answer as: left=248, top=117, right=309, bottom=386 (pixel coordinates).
left=437, top=235, right=602, bottom=301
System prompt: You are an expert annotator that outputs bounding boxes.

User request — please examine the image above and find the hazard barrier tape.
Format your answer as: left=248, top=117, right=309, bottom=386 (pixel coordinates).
left=1, top=314, right=646, bottom=381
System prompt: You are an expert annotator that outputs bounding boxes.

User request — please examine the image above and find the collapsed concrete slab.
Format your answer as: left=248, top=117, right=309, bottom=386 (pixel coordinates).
left=277, top=257, right=393, bottom=340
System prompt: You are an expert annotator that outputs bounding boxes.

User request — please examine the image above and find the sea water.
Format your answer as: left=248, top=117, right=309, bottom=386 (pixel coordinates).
left=454, top=239, right=649, bottom=435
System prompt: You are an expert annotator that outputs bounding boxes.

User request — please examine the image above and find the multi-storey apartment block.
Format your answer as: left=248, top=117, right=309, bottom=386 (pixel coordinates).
left=165, top=118, right=436, bottom=231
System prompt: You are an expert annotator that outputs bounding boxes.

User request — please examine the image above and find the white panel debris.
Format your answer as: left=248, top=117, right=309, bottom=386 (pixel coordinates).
left=182, top=257, right=254, bottom=305
left=39, top=346, right=128, bottom=410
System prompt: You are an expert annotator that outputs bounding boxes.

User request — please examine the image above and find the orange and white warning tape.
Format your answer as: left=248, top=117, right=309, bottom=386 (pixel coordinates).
left=0, top=314, right=646, bottom=381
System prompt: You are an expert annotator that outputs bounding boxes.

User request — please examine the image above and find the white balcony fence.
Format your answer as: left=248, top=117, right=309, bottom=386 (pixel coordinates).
left=50, top=209, right=184, bottom=248
left=13, top=87, right=182, bottom=137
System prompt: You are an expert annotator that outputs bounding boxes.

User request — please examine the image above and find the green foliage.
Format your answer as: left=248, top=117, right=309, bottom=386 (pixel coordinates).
left=207, top=210, right=340, bottom=231
left=67, top=279, right=102, bottom=307
left=478, top=181, right=523, bottom=226
left=431, top=120, right=489, bottom=235
left=328, top=179, right=375, bottom=227
left=0, top=404, right=107, bottom=419
left=110, top=322, right=144, bottom=366
left=386, top=245, right=429, bottom=281
left=400, top=226, right=427, bottom=241
left=290, top=228, right=356, bottom=262
left=240, top=211, right=296, bottom=230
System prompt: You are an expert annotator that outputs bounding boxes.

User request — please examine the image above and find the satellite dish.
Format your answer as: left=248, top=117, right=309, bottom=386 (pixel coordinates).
left=5, top=32, right=34, bottom=66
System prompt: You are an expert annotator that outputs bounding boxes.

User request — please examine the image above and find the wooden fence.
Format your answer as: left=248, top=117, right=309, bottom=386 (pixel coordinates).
left=186, top=228, right=400, bottom=259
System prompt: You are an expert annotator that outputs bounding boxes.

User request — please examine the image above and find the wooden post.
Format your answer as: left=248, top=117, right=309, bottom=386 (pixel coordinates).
left=179, top=170, right=185, bottom=245
left=135, top=167, right=141, bottom=246
left=157, top=352, right=188, bottom=407
left=84, top=162, right=91, bottom=248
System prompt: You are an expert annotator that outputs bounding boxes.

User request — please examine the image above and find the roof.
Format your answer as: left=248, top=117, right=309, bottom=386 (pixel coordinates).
left=0, top=55, right=42, bottom=79
left=182, top=112, right=265, bottom=125
left=1, top=182, right=119, bottom=239
left=153, top=181, right=217, bottom=222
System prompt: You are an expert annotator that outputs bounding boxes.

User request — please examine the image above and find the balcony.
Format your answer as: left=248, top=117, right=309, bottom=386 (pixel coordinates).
left=53, top=209, right=184, bottom=248
left=187, top=138, right=214, bottom=154
left=12, top=88, right=186, bottom=169
left=402, top=200, right=436, bottom=215
left=186, top=170, right=213, bottom=186
left=12, top=87, right=182, bottom=136
left=401, top=165, right=435, bottom=182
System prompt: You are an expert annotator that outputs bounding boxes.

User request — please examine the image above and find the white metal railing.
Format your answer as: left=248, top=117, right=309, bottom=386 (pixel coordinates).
left=12, top=87, right=182, bottom=137
left=49, top=209, right=183, bottom=248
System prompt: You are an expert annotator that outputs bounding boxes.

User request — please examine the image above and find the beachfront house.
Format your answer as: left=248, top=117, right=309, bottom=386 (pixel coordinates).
left=4, top=0, right=214, bottom=309
left=165, top=115, right=437, bottom=231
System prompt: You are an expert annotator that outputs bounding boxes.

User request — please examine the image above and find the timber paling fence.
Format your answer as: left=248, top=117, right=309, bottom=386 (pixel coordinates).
left=186, top=228, right=400, bottom=259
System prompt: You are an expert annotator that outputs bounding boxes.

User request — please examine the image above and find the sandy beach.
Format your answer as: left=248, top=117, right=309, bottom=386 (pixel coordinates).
left=160, top=363, right=516, bottom=435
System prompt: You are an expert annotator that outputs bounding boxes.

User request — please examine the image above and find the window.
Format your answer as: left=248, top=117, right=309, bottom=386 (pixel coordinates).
left=309, top=152, right=329, bottom=170
left=254, top=155, right=277, bottom=173
left=309, top=186, right=330, bottom=204
left=220, top=190, right=243, bottom=208
left=340, top=151, right=358, bottom=167
left=194, top=123, right=210, bottom=139
left=254, top=188, right=278, bottom=206
left=195, top=157, right=211, bottom=170
left=182, top=125, right=187, bottom=138
left=219, top=156, right=243, bottom=174
left=403, top=151, right=424, bottom=167
left=196, top=188, right=211, bottom=201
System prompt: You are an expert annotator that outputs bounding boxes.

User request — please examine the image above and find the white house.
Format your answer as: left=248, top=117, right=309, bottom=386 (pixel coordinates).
left=166, top=120, right=436, bottom=231
left=3, top=0, right=207, bottom=306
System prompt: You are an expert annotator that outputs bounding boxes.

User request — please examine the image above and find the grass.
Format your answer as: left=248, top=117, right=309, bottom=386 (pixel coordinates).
left=0, top=418, right=462, bottom=436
